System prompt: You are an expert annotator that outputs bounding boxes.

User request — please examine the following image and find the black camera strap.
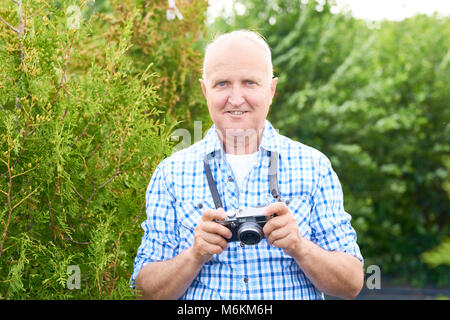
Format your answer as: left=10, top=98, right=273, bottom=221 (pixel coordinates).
left=269, top=151, right=282, bottom=202
left=204, top=154, right=224, bottom=209
left=203, top=151, right=281, bottom=210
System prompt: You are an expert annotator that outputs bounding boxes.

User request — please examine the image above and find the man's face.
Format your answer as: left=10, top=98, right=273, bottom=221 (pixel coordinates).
left=200, top=37, right=277, bottom=141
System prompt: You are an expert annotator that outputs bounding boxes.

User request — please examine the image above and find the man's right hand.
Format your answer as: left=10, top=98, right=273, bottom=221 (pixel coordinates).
left=136, top=208, right=232, bottom=299
left=190, top=208, right=232, bottom=264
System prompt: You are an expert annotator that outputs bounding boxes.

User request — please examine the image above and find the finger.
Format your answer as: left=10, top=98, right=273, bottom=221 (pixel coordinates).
left=264, top=202, right=289, bottom=217
left=208, top=244, right=226, bottom=255
left=195, top=237, right=225, bottom=256
left=201, top=208, right=226, bottom=221
left=200, top=232, right=229, bottom=250
left=272, top=233, right=299, bottom=250
left=263, top=214, right=289, bottom=236
left=199, top=221, right=232, bottom=239
left=266, top=226, right=291, bottom=245
left=272, top=237, right=289, bottom=249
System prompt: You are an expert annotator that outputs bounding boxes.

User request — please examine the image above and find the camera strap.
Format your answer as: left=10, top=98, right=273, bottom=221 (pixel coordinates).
left=269, top=151, right=282, bottom=202
left=204, top=154, right=224, bottom=209
left=203, top=150, right=281, bottom=210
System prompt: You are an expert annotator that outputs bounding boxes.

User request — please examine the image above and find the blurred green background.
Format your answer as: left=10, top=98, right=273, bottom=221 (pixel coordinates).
left=0, top=0, right=448, bottom=299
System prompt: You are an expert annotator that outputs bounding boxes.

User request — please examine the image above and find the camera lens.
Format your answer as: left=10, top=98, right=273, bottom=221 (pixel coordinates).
left=238, top=222, right=264, bottom=245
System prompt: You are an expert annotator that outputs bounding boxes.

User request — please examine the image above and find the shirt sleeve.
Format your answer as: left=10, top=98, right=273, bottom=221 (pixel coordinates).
left=309, top=154, right=363, bottom=264
left=130, top=162, right=179, bottom=288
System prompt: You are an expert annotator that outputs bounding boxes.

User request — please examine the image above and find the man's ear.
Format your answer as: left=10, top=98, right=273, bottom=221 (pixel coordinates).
left=199, top=79, right=207, bottom=98
left=270, top=77, right=278, bottom=99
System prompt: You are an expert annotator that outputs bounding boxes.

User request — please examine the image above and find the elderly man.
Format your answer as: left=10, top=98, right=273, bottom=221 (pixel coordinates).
left=131, top=30, right=364, bottom=300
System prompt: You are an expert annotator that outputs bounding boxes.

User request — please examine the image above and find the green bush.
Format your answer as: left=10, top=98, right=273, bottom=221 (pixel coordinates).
left=422, top=238, right=450, bottom=268
left=0, top=0, right=207, bottom=299
left=211, top=0, right=450, bottom=286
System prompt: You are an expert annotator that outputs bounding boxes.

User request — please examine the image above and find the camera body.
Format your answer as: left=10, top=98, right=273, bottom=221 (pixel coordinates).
left=216, top=207, right=273, bottom=245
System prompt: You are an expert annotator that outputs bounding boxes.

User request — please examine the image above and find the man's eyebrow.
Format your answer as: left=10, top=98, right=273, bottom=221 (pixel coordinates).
left=244, top=76, right=263, bottom=83
left=211, top=77, right=233, bottom=84
left=210, top=79, right=226, bottom=86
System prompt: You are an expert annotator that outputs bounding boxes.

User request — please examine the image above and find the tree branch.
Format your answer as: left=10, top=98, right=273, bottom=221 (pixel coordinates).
left=98, top=129, right=125, bottom=190
left=11, top=187, right=38, bottom=211
left=84, top=129, right=126, bottom=208
left=72, top=186, right=85, bottom=200
left=133, top=200, right=146, bottom=223
left=47, top=181, right=59, bottom=243
left=1, top=122, right=30, bottom=181
left=0, top=15, right=19, bottom=34
left=11, top=166, right=34, bottom=179
left=0, top=152, right=12, bottom=258
left=70, top=123, right=89, bottom=149
left=52, top=30, right=77, bottom=105
left=15, top=0, right=24, bottom=65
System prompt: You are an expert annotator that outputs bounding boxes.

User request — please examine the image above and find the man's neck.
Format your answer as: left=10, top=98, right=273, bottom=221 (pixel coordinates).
left=219, top=130, right=263, bottom=155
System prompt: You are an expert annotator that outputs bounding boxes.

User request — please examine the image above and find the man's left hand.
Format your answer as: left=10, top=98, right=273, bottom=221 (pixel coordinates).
left=263, top=202, right=305, bottom=258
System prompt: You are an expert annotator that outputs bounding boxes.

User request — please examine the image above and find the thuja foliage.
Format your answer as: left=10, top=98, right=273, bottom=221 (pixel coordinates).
left=212, top=0, right=450, bottom=286
left=0, top=0, right=207, bottom=299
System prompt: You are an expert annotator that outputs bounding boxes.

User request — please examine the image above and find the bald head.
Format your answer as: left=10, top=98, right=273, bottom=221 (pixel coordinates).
left=202, top=30, right=274, bottom=83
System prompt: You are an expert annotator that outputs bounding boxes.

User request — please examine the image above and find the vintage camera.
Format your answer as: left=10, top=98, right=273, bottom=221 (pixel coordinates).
left=216, top=207, right=273, bottom=245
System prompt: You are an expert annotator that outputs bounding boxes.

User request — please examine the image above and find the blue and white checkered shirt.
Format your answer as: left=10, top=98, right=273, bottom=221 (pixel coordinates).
left=131, top=120, right=363, bottom=299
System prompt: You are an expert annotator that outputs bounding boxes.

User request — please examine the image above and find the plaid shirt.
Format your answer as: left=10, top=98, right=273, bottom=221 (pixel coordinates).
left=130, top=120, right=363, bottom=300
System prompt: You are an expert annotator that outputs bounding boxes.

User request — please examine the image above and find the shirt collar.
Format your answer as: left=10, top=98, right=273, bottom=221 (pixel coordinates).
left=202, top=120, right=281, bottom=157
left=202, top=123, right=223, bottom=156
left=259, top=120, right=281, bottom=153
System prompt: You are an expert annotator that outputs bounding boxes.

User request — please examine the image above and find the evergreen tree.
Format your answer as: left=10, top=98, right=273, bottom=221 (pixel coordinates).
left=0, top=0, right=208, bottom=299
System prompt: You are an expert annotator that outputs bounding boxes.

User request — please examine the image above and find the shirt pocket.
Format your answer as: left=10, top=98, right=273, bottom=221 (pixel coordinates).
left=176, top=198, right=216, bottom=252
left=284, top=195, right=312, bottom=240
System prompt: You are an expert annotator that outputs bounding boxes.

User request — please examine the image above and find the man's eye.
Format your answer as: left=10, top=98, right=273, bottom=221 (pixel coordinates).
left=247, top=80, right=255, bottom=85
left=217, top=81, right=226, bottom=87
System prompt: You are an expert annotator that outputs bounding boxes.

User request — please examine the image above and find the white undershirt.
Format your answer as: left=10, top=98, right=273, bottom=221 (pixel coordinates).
left=225, top=151, right=259, bottom=191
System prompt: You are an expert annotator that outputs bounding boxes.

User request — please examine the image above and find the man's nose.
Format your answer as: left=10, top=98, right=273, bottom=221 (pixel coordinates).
left=227, top=87, right=245, bottom=106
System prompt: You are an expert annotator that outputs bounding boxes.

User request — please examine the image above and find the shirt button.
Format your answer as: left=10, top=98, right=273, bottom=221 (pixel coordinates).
left=197, top=203, right=203, bottom=209
left=243, top=277, right=249, bottom=283
left=228, top=176, right=234, bottom=182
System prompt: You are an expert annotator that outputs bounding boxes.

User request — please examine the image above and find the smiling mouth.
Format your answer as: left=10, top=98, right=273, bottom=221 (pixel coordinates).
left=227, top=111, right=248, bottom=115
